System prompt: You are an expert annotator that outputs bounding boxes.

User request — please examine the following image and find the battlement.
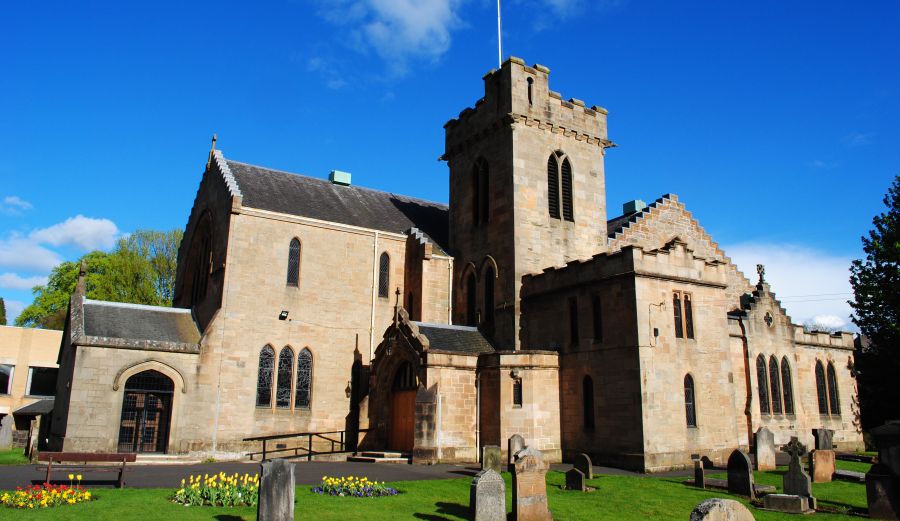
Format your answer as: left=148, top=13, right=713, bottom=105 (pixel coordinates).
left=444, top=57, right=613, bottom=158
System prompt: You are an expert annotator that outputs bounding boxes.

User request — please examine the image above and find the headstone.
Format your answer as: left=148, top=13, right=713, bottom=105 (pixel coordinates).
left=693, top=458, right=706, bottom=489
left=689, top=498, right=756, bottom=521
left=867, top=420, right=900, bottom=520
left=753, top=427, right=775, bottom=471
left=813, top=428, right=834, bottom=450
left=565, top=468, right=585, bottom=491
left=512, top=446, right=551, bottom=521
left=781, top=437, right=814, bottom=505
left=470, top=469, right=506, bottom=521
left=25, top=419, right=39, bottom=461
left=508, top=434, right=525, bottom=465
left=0, top=416, right=13, bottom=450
left=808, top=449, right=835, bottom=483
left=762, top=494, right=813, bottom=514
left=482, top=445, right=502, bottom=474
left=573, top=453, right=593, bottom=480
left=872, top=420, right=900, bottom=476
left=257, top=459, right=295, bottom=521
left=726, top=450, right=755, bottom=499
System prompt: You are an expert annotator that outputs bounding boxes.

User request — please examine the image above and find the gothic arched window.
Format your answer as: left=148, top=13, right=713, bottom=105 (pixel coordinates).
left=781, top=357, right=794, bottom=415
left=756, top=355, right=770, bottom=414
left=673, top=292, right=683, bottom=338
left=547, top=154, right=560, bottom=219
left=583, top=375, right=595, bottom=430
left=483, top=266, right=495, bottom=326
left=827, top=362, right=841, bottom=415
left=256, top=345, right=275, bottom=407
left=560, top=156, right=573, bottom=221
left=295, top=348, right=312, bottom=409
left=546, top=151, right=574, bottom=221
left=815, top=361, right=828, bottom=415
left=287, top=238, right=301, bottom=286
left=769, top=356, right=782, bottom=414
left=276, top=347, right=294, bottom=408
left=684, top=374, right=697, bottom=427
left=378, top=252, right=390, bottom=298
left=466, top=272, right=477, bottom=326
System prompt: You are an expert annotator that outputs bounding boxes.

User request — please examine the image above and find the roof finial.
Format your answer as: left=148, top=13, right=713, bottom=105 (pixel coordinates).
left=206, top=133, right=217, bottom=169
left=756, top=264, right=766, bottom=285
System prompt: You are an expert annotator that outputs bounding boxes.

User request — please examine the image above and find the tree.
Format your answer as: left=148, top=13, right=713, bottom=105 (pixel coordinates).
left=0, top=297, right=6, bottom=326
left=15, top=228, right=183, bottom=329
left=850, top=175, right=900, bottom=430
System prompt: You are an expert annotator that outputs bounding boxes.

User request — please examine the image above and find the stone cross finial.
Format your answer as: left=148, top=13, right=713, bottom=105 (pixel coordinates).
left=781, top=436, right=807, bottom=470
left=207, top=133, right=218, bottom=169
left=756, top=264, right=765, bottom=284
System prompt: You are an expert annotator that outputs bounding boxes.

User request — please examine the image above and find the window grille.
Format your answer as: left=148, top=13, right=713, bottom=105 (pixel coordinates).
left=768, top=356, right=782, bottom=414
left=781, top=357, right=794, bottom=415
left=393, top=361, right=416, bottom=391
left=756, top=355, right=770, bottom=414
left=295, top=349, right=312, bottom=409
left=583, top=375, right=595, bottom=429
left=378, top=252, right=390, bottom=298
left=123, top=370, right=174, bottom=393
left=256, top=346, right=275, bottom=407
left=815, top=361, right=828, bottom=415
left=276, top=347, right=294, bottom=408
left=684, top=374, right=697, bottom=427
left=561, top=157, right=574, bottom=221
left=827, top=362, right=841, bottom=415
left=287, top=239, right=301, bottom=286
left=547, top=154, right=560, bottom=219
left=512, top=378, right=523, bottom=407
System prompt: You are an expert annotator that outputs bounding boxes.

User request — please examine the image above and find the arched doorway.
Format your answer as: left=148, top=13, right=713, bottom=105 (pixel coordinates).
left=389, top=361, right=416, bottom=452
left=117, top=370, right=174, bottom=453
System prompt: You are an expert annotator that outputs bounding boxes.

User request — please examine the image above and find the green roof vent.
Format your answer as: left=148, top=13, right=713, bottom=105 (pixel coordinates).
left=329, top=170, right=352, bottom=186
left=623, top=199, right=647, bottom=214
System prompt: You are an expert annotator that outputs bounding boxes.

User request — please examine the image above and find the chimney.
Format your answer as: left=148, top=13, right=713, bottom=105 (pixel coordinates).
left=623, top=199, right=647, bottom=214
left=329, top=170, right=352, bottom=186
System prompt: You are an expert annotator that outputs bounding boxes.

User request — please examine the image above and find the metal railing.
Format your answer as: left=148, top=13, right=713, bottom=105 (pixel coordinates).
left=243, top=429, right=370, bottom=462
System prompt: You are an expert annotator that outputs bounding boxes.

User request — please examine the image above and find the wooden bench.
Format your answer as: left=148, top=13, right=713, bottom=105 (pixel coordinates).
left=37, top=452, right=137, bottom=488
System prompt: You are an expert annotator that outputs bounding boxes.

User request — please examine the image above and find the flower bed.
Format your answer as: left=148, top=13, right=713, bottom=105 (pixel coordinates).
left=1, top=475, right=93, bottom=509
left=312, top=475, right=399, bottom=498
left=172, top=472, right=259, bottom=507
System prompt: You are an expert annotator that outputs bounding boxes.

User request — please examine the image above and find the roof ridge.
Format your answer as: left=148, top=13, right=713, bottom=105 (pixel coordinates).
left=83, top=299, right=192, bottom=314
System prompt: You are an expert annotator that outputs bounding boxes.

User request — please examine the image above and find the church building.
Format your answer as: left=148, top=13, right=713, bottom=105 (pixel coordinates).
left=48, top=57, right=862, bottom=471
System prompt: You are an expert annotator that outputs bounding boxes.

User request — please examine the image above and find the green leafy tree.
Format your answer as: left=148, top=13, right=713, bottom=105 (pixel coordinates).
left=850, top=175, right=900, bottom=429
left=0, top=297, right=6, bottom=326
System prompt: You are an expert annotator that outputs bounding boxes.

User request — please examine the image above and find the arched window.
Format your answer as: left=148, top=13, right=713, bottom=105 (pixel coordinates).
left=560, top=157, right=573, bottom=221
left=684, top=374, right=697, bottom=427
left=583, top=375, right=595, bottom=430
left=276, top=347, right=294, bottom=408
left=781, top=357, right=794, bottom=415
left=547, top=151, right=574, bottom=221
left=378, top=252, right=390, bottom=298
left=769, top=356, right=782, bottom=414
left=393, top=361, right=416, bottom=391
left=512, top=378, right=523, bottom=407
left=287, top=238, right=301, bottom=286
left=527, top=77, right=534, bottom=106
left=683, top=294, right=694, bottom=339
left=256, top=346, right=275, bottom=407
left=756, top=355, right=770, bottom=414
left=827, top=362, right=841, bottom=415
left=815, top=361, right=828, bottom=415
left=295, top=349, right=312, bottom=409
left=673, top=292, right=683, bottom=338
left=466, top=272, right=477, bottom=326
left=547, top=154, right=560, bottom=219
left=483, top=266, right=495, bottom=326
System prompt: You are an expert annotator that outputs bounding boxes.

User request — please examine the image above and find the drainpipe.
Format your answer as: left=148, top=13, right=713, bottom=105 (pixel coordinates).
left=737, top=316, right=754, bottom=449
left=475, top=373, right=481, bottom=462
left=369, top=232, right=379, bottom=361
left=437, top=392, right=443, bottom=462
left=447, top=257, right=454, bottom=324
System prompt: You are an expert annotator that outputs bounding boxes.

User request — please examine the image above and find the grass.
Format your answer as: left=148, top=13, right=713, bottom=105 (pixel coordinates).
left=0, top=469, right=869, bottom=520
left=0, top=449, right=29, bottom=466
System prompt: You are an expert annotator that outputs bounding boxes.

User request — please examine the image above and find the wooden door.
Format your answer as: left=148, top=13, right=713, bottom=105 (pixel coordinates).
left=390, top=390, right=416, bottom=452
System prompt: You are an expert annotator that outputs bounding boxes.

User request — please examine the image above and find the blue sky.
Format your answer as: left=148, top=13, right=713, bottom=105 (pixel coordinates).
left=1, top=0, right=898, bottom=328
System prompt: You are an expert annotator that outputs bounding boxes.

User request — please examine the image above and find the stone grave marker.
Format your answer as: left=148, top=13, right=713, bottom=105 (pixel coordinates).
left=867, top=420, right=900, bottom=520
left=763, top=493, right=813, bottom=514
left=0, top=416, right=13, bottom=450
left=813, top=428, right=834, bottom=450
left=257, top=459, right=295, bottom=521
left=508, top=434, right=525, bottom=465
left=512, top=446, right=551, bottom=521
left=726, top=450, right=755, bottom=499
left=754, top=427, right=775, bottom=471
left=809, top=449, right=835, bottom=483
left=482, top=445, right=502, bottom=474
left=689, top=498, right=756, bottom=521
left=565, top=468, right=585, bottom=491
left=573, top=453, right=593, bottom=480
left=781, top=437, right=815, bottom=508
left=470, top=469, right=506, bottom=521
left=693, top=458, right=705, bottom=489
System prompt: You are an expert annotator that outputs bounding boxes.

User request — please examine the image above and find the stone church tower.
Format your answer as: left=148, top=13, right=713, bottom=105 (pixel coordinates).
left=444, top=58, right=615, bottom=350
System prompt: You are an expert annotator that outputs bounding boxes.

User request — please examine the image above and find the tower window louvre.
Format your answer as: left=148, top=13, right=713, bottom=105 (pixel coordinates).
left=561, top=157, right=574, bottom=221
left=547, top=154, right=560, bottom=219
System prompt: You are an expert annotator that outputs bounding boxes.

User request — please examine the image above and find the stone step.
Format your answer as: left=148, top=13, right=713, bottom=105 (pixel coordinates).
left=359, top=451, right=406, bottom=459
left=346, top=456, right=410, bottom=464
left=133, top=454, right=204, bottom=465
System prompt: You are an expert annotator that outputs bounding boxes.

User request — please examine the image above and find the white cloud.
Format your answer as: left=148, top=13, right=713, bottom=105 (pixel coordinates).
left=805, top=314, right=846, bottom=332
left=0, top=272, right=47, bottom=290
left=1, top=195, right=33, bottom=215
left=808, top=159, right=839, bottom=170
left=4, top=299, right=25, bottom=324
left=29, top=215, right=119, bottom=251
left=723, top=243, right=855, bottom=330
left=0, top=235, right=63, bottom=272
left=843, top=131, right=874, bottom=147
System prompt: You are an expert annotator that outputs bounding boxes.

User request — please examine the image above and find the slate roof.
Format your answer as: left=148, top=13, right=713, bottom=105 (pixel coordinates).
left=13, top=398, right=54, bottom=416
left=606, top=210, right=642, bottom=237
left=412, top=322, right=495, bottom=354
left=225, top=159, right=450, bottom=253
left=82, top=299, right=201, bottom=345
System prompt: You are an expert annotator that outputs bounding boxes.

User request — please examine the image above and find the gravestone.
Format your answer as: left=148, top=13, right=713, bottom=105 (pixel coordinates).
left=508, top=434, right=525, bottom=465
left=470, top=469, right=506, bottom=521
left=813, top=428, right=834, bottom=450
left=753, top=427, right=775, bottom=471
left=809, top=449, right=835, bottom=483
left=565, top=468, right=585, bottom=491
left=512, top=446, right=551, bottom=521
left=781, top=437, right=814, bottom=507
left=763, top=494, right=813, bottom=514
left=693, top=458, right=706, bottom=489
left=257, top=459, right=295, bottom=521
left=0, top=416, right=13, bottom=450
left=867, top=420, right=900, bottom=520
left=573, top=453, right=593, bottom=480
left=726, top=450, right=755, bottom=499
left=689, top=498, right=756, bottom=521
left=482, top=445, right=502, bottom=474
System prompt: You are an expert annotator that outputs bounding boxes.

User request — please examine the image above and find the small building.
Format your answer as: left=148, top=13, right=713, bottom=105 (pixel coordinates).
left=0, top=325, right=61, bottom=446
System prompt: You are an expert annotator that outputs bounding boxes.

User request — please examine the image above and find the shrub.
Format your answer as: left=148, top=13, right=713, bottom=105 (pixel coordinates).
left=172, top=472, right=259, bottom=507
left=312, top=475, right=399, bottom=497
left=1, top=475, right=93, bottom=509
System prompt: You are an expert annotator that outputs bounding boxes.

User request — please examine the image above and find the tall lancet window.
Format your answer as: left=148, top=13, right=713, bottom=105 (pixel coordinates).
left=546, top=151, right=574, bottom=221
left=769, top=356, right=782, bottom=414
left=781, top=357, right=794, bottom=415
left=287, top=238, right=301, bottom=286
left=295, top=348, right=312, bottom=409
left=276, top=347, right=294, bottom=409
left=256, top=345, right=275, bottom=407
left=756, top=355, right=770, bottom=414
left=378, top=252, right=390, bottom=298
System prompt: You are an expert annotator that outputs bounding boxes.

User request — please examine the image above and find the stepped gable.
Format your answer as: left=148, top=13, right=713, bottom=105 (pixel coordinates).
left=215, top=154, right=450, bottom=253
left=607, top=194, right=753, bottom=308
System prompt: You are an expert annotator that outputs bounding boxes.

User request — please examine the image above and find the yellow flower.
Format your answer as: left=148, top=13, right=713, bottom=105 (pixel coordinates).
left=77, top=474, right=83, bottom=481
left=68, top=474, right=74, bottom=480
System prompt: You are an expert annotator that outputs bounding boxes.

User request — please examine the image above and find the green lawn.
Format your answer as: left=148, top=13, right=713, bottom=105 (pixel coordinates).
left=0, top=468, right=871, bottom=520
left=0, top=449, right=28, bottom=466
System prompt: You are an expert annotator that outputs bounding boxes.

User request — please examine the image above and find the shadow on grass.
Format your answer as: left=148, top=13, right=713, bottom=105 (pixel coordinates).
left=412, top=501, right=469, bottom=520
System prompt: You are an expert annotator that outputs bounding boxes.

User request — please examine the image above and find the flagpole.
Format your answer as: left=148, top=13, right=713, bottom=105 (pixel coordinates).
left=497, top=0, right=502, bottom=68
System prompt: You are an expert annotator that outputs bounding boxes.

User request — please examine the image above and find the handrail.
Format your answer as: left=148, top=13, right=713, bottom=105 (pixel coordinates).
left=243, top=428, right=370, bottom=462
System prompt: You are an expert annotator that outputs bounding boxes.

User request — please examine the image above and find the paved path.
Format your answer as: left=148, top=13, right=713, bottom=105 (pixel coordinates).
left=0, top=461, right=692, bottom=489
